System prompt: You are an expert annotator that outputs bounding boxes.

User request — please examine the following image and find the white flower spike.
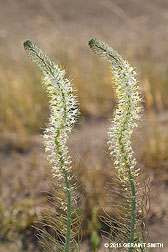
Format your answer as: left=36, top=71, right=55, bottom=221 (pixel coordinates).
left=89, top=38, right=148, bottom=252
left=24, top=40, right=80, bottom=252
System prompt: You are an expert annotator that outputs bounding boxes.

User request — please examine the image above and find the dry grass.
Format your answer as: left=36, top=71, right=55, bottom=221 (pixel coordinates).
left=0, top=58, right=49, bottom=133
left=1, top=0, right=168, bottom=250
left=0, top=44, right=168, bottom=251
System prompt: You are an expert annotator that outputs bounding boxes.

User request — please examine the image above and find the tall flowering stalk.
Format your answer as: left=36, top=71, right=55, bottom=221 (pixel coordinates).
left=24, top=40, right=80, bottom=252
left=89, top=39, right=147, bottom=251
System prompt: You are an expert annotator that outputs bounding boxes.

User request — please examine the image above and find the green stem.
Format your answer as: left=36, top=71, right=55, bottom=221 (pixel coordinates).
left=127, top=165, right=136, bottom=252
left=63, top=168, right=71, bottom=252
left=55, top=116, right=71, bottom=252
left=55, top=132, right=71, bottom=252
left=119, top=126, right=136, bottom=251
left=119, top=141, right=136, bottom=251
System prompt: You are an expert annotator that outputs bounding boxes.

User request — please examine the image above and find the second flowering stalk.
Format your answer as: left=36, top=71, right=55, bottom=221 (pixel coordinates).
left=89, top=38, right=147, bottom=252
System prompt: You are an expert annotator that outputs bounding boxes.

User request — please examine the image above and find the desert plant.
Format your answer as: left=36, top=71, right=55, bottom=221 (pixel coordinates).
left=89, top=39, right=148, bottom=252
left=23, top=39, right=149, bottom=252
left=24, top=40, right=81, bottom=252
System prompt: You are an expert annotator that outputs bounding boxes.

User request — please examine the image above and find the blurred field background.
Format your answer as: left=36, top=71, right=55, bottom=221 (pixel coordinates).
left=0, top=0, right=168, bottom=251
